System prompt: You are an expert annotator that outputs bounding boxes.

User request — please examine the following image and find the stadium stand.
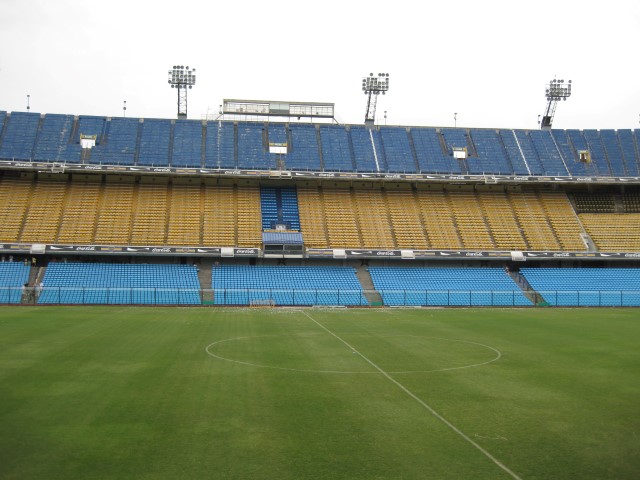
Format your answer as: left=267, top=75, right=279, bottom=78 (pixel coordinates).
left=33, top=114, right=75, bottom=162
left=351, top=125, right=381, bottom=172
left=369, top=267, right=531, bottom=306
left=90, top=117, right=138, bottom=165
left=380, top=127, right=415, bottom=172
left=0, top=108, right=639, bottom=308
left=204, top=121, right=235, bottom=168
left=38, top=262, right=201, bottom=304
left=0, top=262, right=30, bottom=304
left=237, top=122, right=274, bottom=170
left=211, top=265, right=367, bottom=306
left=1, top=112, right=639, bottom=177
left=319, top=124, right=353, bottom=171
left=138, top=119, right=171, bottom=166
left=0, top=112, right=40, bottom=160
left=411, top=128, right=462, bottom=174
left=579, top=214, right=640, bottom=251
left=286, top=124, right=321, bottom=171
left=172, top=120, right=202, bottom=168
left=520, top=268, right=640, bottom=306
left=257, top=186, right=301, bottom=232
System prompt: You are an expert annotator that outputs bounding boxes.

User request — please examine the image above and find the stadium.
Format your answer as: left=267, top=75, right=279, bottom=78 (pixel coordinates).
left=1, top=72, right=639, bottom=478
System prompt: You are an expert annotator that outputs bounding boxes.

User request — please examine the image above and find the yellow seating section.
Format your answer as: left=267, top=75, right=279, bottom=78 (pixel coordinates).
left=353, top=189, right=395, bottom=249
left=57, top=181, right=101, bottom=244
left=476, top=192, right=526, bottom=250
left=203, top=185, right=237, bottom=247
left=580, top=213, right=640, bottom=251
left=537, top=192, right=585, bottom=251
left=321, top=187, right=361, bottom=248
left=94, top=183, right=135, bottom=244
left=20, top=180, right=67, bottom=243
left=166, top=184, right=202, bottom=246
left=447, top=192, right=495, bottom=250
left=296, top=186, right=329, bottom=248
left=130, top=184, right=169, bottom=245
left=385, top=190, right=429, bottom=249
left=0, top=175, right=637, bottom=252
left=0, top=177, right=33, bottom=242
left=236, top=186, right=263, bottom=248
left=415, top=190, right=463, bottom=249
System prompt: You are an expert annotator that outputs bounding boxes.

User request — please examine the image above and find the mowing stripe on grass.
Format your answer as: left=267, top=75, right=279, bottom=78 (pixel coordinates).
left=301, top=310, right=523, bottom=480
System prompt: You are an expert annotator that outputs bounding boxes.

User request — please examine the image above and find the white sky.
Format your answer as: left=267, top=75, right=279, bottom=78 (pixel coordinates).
left=0, top=0, right=638, bottom=130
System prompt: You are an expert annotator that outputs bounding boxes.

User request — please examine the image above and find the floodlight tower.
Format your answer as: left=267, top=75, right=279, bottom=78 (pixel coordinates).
left=362, top=73, right=389, bottom=127
left=540, top=78, right=571, bottom=130
left=168, top=65, right=196, bottom=119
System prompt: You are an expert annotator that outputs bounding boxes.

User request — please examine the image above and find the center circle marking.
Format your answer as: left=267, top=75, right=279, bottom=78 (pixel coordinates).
left=205, top=334, right=501, bottom=374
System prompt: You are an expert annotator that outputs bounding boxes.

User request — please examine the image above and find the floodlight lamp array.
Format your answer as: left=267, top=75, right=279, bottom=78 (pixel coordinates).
left=545, top=78, right=571, bottom=101
left=168, top=65, right=196, bottom=89
left=362, top=73, right=389, bottom=95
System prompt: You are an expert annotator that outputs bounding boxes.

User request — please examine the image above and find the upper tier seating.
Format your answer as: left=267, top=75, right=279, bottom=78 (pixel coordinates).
left=369, top=267, right=530, bottom=306
left=138, top=119, right=171, bottom=166
left=520, top=268, right=640, bottom=306
left=211, top=265, right=367, bottom=306
left=172, top=120, right=202, bottom=168
left=1, top=112, right=638, bottom=176
left=38, top=262, right=201, bottom=304
left=91, top=117, right=138, bottom=165
left=0, top=262, right=30, bottom=304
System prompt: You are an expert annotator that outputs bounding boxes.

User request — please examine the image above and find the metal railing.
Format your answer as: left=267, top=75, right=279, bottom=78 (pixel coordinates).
left=2, top=287, right=640, bottom=307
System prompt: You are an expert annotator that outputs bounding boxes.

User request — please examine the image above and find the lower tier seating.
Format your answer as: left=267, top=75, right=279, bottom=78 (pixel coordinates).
left=211, top=265, right=367, bottom=306
left=38, top=263, right=201, bottom=304
left=0, top=262, right=30, bottom=303
left=520, top=267, right=640, bottom=306
left=369, top=267, right=531, bottom=306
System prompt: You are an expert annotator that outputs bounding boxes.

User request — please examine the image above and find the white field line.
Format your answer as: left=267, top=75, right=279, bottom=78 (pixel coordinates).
left=300, top=310, right=523, bottom=480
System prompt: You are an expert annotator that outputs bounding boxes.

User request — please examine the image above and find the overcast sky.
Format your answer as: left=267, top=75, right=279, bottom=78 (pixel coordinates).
left=0, top=0, right=638, bottom=130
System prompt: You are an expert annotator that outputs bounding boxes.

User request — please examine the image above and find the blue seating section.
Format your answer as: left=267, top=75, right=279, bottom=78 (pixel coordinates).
left=76, top=116, right=107, bottom=142
left=33, top=114, right=75, bottom=162
left=520, top=268, right=640, bottom=306
left=380, top=127, right=415, bottom=172
left=0, top=111, right=639, bottom=176
left=554, top=130, right=597, bottom=177
left=260, top=186, right=300, bottom=230
left=280, top=187, right=300, bottom=230
left=267, top=124, right=287, bottom=144
left=469, top=129, right=513, bottom=174
left=583, top=129, right=610, bottom=175
left=38, top=263, right=201, bottom=305
left=286, top=124, right=321, bottom=171
left=618, top=130, right=640, bottom=176
left=319, top=125, right=353, bottom=171
left=172, top=120, right=202, bottom=168
left=238, top=122, right=273, bottom=169
left=351, top=126, right=380, bottom=171
left=0, top=262, right=30, bottom=304
left=369, top=267, right=531, bottom=306
left=260, top=187, right=278, bottom=229
left=0, top=112, right=40, bottom=160
left=205, top=121, right=235, bottom=168
left=212, top=265, right=367, bottom=306
left=91, top=117, right=138, bottom=165
left=411, top=128, right=462, bottom=174
left=528, top=130, right=568, bottom=175
left=600, top=130, right=625, bottom=176
left=499, top=129, right=532, bottom=175
left=138, top=119, right=171, bottom=166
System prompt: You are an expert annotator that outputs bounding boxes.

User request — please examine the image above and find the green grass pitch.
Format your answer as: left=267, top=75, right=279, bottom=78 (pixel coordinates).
left=1, top=306, right=639, bottom=479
